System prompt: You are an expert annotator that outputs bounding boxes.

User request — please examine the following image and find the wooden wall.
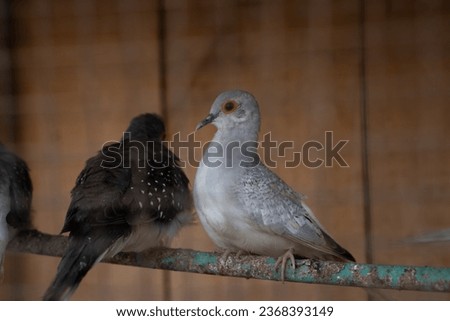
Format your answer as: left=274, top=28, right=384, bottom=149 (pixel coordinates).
left=0, top=0, right=448, bottom=300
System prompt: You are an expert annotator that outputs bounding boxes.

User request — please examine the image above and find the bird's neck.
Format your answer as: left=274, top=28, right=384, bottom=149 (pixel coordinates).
left=121, top=133, right=160, bottom=145
left=213, top=124, right=259, bottom=143
left=206, top=127, right=260, bottom=168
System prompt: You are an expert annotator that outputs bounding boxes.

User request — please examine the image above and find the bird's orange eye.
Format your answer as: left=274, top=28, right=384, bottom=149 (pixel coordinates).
left=222, top=100, right=238, bottom=114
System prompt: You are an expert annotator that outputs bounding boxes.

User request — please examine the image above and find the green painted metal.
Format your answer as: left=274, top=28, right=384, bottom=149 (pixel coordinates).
left=8, top=229, right=450, bottom=292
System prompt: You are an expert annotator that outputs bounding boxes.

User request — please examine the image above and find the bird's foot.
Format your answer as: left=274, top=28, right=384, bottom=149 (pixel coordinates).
left=216, top=248, right=247, bottom=263
left=220, top=249, right=233, bottom=262
left=234, top=250, right=247, bottom=259
left=275, top=249, right=296, bottom=282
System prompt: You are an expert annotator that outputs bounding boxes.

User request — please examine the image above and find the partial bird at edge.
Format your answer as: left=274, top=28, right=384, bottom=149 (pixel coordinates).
left=0, top=143, right=33, bottom=282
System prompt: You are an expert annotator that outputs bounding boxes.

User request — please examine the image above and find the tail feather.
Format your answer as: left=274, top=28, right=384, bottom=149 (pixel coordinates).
left=0, top=254, right=4, bottom=283
left=0, top=236, right=8, bottom=283
left=323, top=232, right=355, bottom=262
left=43, top=237, right=111, bottom=301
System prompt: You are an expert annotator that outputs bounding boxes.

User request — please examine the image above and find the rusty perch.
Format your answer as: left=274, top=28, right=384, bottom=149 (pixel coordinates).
left=7, top=229, right=450, bottom=293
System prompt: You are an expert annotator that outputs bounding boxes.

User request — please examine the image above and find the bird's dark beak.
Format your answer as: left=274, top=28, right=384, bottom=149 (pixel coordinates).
left=196, top=113, right=217, bottom=131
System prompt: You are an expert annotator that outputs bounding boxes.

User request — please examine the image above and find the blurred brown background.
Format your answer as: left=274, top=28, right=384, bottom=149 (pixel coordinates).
left=0, top=0, right=449, bottom=300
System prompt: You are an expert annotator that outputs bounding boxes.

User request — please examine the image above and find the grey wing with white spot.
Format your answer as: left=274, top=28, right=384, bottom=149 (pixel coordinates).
left=237, top=164, right=354, bottom=261
left=123, top=141, right=192, bottom=226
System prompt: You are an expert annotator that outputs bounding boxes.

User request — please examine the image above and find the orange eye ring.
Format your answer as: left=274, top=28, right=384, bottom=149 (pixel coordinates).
left=222, top=100, right=238, bottom=114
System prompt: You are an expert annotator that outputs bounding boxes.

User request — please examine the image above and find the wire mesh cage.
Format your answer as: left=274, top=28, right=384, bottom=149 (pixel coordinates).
left=0, top=0, right=449, bottom=300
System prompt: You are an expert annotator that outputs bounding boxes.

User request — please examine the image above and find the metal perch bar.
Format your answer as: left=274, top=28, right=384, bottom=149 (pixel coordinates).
left=7, top=229, right=450, bottom=293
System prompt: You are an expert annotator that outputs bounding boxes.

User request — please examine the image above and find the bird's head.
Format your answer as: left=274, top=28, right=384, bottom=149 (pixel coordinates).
left=196, top=90, right=261, bottom=134
left=126, top=113, right=166, bottom=141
